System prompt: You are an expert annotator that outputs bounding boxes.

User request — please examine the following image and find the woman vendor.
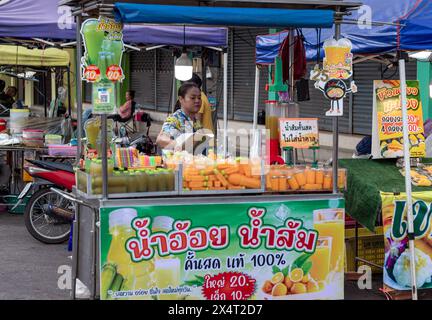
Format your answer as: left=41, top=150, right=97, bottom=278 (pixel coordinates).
left=156, top=82, right=204, bottom=151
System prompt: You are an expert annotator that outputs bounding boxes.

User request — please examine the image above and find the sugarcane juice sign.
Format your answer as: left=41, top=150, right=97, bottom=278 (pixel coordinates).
left=279, top=118, right=319, bottom=149
left=99, top=199, right=345, bottom=300
left=381, top=192, right=432, bottom=291
left=81, top=16, right=125, bottom=113
left=372, top=80, right=425, bottom=159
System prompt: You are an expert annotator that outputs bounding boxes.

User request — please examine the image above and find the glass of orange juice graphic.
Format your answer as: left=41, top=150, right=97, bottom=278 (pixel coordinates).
left=323, top=38, right=352, bottom=72
left=309, top=237, right=332, bottom=283
left=313, top=208, right=345, bottom=272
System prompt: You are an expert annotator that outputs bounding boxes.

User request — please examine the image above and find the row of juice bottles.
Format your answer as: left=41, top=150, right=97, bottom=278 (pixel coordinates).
left=77, top=159, right=176, bottom=195
left=266, top=165, right=347, bottom=192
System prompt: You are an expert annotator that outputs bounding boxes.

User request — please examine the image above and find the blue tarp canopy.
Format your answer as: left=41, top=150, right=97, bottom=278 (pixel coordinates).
left=114, top=3, right=335, bottom=29
left=256, top=0, right=432, bottom=64
left=0, top=0, right=227, bottom=47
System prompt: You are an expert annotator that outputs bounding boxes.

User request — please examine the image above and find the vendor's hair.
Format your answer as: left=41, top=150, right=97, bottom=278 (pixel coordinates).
left=0, top=80, right=5, bottom=92
left=127, top=90, right=135, bottom=99
left=174, top=82, right=200, bottom=111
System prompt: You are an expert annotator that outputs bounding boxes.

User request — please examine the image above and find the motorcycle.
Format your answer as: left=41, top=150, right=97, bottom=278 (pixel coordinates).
left=14, top=159, right=75, bottom=244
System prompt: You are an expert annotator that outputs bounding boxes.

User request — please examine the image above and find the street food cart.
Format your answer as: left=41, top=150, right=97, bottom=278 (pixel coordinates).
left=61, top=0, right=362, bottom=300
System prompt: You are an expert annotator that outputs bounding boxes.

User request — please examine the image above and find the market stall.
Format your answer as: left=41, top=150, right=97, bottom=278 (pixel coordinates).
left=61, top=0, right=361, bottom=301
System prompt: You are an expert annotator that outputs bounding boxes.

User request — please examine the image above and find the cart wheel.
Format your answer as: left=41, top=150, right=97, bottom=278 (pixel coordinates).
left=24, top=188, right=73, bottom=244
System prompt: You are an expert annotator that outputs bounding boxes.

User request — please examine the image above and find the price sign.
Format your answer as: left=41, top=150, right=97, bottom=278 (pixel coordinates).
left=83, top=65, right=100, bottom=82
left=106, top=65, right=123, bottom=82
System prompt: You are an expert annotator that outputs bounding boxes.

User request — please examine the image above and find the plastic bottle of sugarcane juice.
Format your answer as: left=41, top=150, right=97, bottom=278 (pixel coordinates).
left=151, top=216, right=181, bottom=300
left=107, top=209, right=154, bottom=299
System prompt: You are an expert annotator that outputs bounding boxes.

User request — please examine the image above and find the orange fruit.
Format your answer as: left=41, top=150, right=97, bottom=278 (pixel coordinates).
left=307, top=279, right=320, bottom=293
left=271, top=272, right=284, bottom=285
left=318, top=280, right=326, bottom=291
left=284, top=276, right=293, bottom=290
left=262, top=280, right=273, bottom=294
left=290, top=282, right=307, bottom=294
left=301, top=273, right=311, bottom=283
left=272, top=283, right=288, bottom=296
left=289, top=268, right=304, bottom=283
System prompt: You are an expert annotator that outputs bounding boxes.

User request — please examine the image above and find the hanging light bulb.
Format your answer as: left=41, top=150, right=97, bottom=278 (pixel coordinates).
left=175, top=25, right=193, bottom=81
left=175, top=49, right=193, bottom=81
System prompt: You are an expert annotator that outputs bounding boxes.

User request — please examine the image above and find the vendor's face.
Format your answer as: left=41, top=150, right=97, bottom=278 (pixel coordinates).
left=179, top=87, right=201, bottom=115
left=6, top=87, right=16, bottom=97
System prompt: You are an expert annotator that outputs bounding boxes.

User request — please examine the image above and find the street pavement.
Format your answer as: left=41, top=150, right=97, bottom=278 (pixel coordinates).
left=0, top=212, right=71, bottom=300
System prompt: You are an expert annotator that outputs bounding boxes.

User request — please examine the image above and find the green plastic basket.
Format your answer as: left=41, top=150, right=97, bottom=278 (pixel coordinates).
left=2, top=195, right=31, bottom=214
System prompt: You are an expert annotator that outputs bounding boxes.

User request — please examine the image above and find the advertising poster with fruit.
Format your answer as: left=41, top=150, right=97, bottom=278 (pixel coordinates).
left=381, top=192, right=432, bottom=291
left=372, top=80, right=425, bottom=159
left=99, top=199, right=345, bottom=300
left=279, top=118, right=319, bottom=149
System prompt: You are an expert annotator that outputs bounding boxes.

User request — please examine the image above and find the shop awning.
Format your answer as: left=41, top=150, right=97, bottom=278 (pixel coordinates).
left=0, top=0, right=228, bottom=47
left=0, top=45, right=70, bottom=67
left=255, top=0, right=432, bottom=64
left=114, top=3, right=335, bottom=28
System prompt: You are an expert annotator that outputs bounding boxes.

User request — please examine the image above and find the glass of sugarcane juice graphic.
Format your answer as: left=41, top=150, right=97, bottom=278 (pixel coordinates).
left=101, top=209, right=154, bottom=300
left=81, top=18, right=124, bottom=78
left=81, top=19, right=105, bottom=67
left=150, top=216, right=182, bottom=300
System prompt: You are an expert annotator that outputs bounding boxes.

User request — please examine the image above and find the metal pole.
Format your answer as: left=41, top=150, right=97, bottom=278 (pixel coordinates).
left=399, top=59, right=418, bottom=300
left=44, top=73, right=47, bottom=117
left=71, top=13, right=83, bottom=301
left=75, top=15, right=83, bottom=164
left=202, top=51, right=207, bottom=93
left=223, top=50, right=228, bottom=157
left=67, top=66, right=72, bottom=116
left=101, top=114, right=108, bottom=200
left=332, top=22, right=341, bottom=193
left=171, top=55, right=177, bottom=113
left=288, top=29, right=295, bottom=103
left=154, top=50, right=157, bottom=111
left=253, top=66, right=260, bottom=131
left=288, top=29, right=297, bottom=165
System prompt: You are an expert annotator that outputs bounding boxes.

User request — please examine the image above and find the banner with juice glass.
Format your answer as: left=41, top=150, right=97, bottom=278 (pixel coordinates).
left=372, top=80, right=425, bottom=159
left=80, top=16, right=125, bottom=83
left=381, top=192, right=432, bottom=291
left=99, top=199, right=345, bottom=300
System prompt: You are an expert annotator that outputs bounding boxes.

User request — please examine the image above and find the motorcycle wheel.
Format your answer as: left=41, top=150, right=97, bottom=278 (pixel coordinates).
left=24, top=187, right=73, bottom=244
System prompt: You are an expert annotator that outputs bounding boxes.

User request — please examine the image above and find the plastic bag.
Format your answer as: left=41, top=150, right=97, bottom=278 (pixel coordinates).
left=61, top=116, right=72, bottom=144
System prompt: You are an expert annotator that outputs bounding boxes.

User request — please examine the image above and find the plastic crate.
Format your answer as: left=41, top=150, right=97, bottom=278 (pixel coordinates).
left=345, top=226, right=384, bottom=273
left=2, top=195, right=31, bottom=214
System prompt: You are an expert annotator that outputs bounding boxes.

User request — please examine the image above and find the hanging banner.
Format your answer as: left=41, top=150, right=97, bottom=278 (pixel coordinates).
left=310, top=38, right=356, bottom=118
left=80, top=16, right=125, bottom=83
left=381, top=192, right=432, bottom=291
left=323, top=38, right=353, bottom=80
left=99, top=199, right=345, bottom=300
left=372, top=80, right=425, bottom=159
left=279, top=118, right=319, bottom=149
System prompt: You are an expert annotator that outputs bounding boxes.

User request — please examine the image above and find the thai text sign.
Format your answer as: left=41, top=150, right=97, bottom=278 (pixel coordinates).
left=279, top=118, right=319, bottom=149
left=99, top=199, right=345, bottom=300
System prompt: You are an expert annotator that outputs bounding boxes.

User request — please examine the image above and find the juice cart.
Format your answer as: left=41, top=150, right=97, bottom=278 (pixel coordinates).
left=61, top=0, right=362, bottom=301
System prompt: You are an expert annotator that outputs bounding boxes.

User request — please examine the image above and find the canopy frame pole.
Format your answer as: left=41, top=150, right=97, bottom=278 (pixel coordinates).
left=75, top=14, right=83, bottom=165
left=171, top=55, right=177, bottom=113
left=288, top=28, right=297, bottom=165
left=253, top=66, right=260, bottom=131
left=332, top=20, right=341, bottom=194
left=223, top=49, right=228, bottom=157
left=67, top=66, right=72, bottom=116
left=399, top=58, right=418, bottom=301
